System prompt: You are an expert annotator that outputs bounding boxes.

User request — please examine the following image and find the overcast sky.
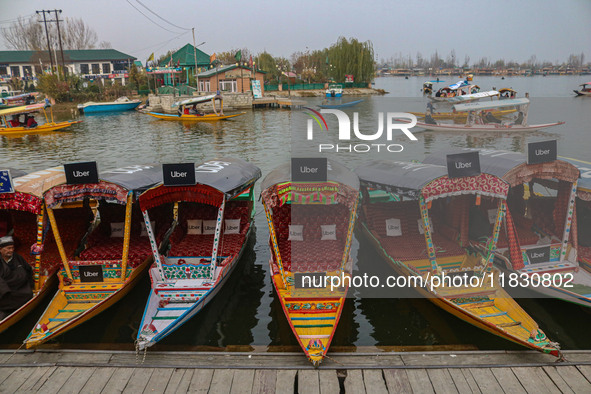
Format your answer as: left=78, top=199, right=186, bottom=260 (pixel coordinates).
left=1, top=0, right=589, bottom=65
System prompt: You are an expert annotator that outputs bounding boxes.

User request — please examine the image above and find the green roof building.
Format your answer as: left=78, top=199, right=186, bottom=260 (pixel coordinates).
left=158, top=43, right=210, bottom=71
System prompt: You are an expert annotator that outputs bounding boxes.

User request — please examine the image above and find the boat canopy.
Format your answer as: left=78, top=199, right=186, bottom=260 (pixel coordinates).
left=355, top=160, right=509, bottom=202
left=452, top=98, right=529, bottom=112
left=499, top=88, right=517, bottom=93
left=559, top=157, right=591, bottom=199
left=0, top=169, right=43, bottom=214
left=172, top=94, right=219, bottom=108
left=261, top=159, right=359, bottom=208
left=139, top=157, right=261, bottom=211
left=447, top=90, right=500, bottom=103
left=43, top=165, right=163, bottom=208
left=447, top=80, right=468, bottom=90
left=581, top=82, right=591, bottom=86
left=0, top=102, right=49, bottom=117
left=1, top=93, right=37, bottom=104
left=423, top=149, right=580, bottom=187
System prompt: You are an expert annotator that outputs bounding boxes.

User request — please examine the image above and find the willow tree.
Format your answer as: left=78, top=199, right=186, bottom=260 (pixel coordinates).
left=327, top=37, right=375, bottom=83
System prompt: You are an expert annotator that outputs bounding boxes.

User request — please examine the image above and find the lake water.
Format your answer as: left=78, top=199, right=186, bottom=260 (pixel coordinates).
left=1, top=75, right=590, bottom=352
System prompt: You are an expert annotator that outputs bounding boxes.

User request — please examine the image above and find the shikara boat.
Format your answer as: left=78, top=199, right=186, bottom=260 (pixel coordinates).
left=430, top=80, right=478, bottom=102
left=136, top=158, right=261, bottom=350
left=77, top=96, right=141, bottom=113
left=0, top=101, right=81, bottom=135
left=318, top=99, right=364, bottom=109
left=412, top=99, right=564, bottom=132
left=145, top=94, right=245, bottom=121
left=573, top=82, right=591, bottom=96
left=24, top=164, right=162, bottom=348
left=261, top=160, right=359, bottom=366
left=0, top=93, right=37, bottom=109
left=0, top=167, right=64, bottom=333
left=498, top=88, right=518, bottom=99
left=355, top=158, right=561, bottom=357
left=326, top=84, right=343, bottom=98
left=425, top=149, right=591, bottom=307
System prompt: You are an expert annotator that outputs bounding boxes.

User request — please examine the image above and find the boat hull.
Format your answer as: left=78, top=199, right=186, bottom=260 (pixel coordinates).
left=78, top=102, right=141, bottom=113
left=0, top=120, right=82, bottom=135
left=414, top=120, right=564, bottom=132
left=145, top=112, right=245, bottom=121
left=574, top=90, right=591, bottom=96
left=24, top=257, right=152, bottom=348
left=318, top=99, right=364, bottom=109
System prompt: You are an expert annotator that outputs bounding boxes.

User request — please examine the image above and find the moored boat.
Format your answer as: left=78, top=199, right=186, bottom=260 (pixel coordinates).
left=318, top=99, right=364, bottom=109
left=355, top=157, right=561, bottom=357
left=0, top=93, right=37, bottom=109
left=412, top=98, right=564, bottom=132
left=424, top=148, right=591, bottom=307
left=573, top=82, right=591, bottom=96
left=261, top=159, right=359, bottom=366
left=325, top=84, right=343, bottom=98
left=77, top=96, right=141, bottom=113
left=136, top=158, right=261, bottom=350
left=498, top=88, right=518, bottom=99
left=145, top=94, right=245, bottom=122
left=24, top=163, right=162, bottom=348
left=0, top=101, right=81, bottom=135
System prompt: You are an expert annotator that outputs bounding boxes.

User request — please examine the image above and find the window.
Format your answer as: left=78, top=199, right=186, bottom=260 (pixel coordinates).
left=22, top=66, right=32, bottom=77
left=113, top=62, right=127, bottom=72
left=34, top=65, right=42, bottom=75
left=80, top=64, right=89, bottom=74
left=10, top=66, right=20, bottom=77
left=102, top=63, right=110, bottom=74
left=199, top=80, right=211, bottom=92
left=0, top=66, right=7, bottom=75
left=91, top=64, right=100, bottom=74
left=219, top=80, right=237, bottom=93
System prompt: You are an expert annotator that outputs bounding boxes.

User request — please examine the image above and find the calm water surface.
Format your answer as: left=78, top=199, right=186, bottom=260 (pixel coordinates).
left=1, top=75, right=590, bottom=352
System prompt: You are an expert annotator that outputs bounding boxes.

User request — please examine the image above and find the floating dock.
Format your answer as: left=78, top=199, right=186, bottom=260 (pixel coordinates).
left=253, top=97, right=307, bottom=109
left=1, top=349, right=591, bottom=392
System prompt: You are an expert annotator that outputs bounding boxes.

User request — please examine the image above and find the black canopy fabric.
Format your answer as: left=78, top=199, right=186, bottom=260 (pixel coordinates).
left=355, top=160, right=448, bottom=198
left=423, top=149, right=527, bottom=179
left=191, top=157, right=262, bottom=197
left=100, top=165, right=163, bottom=193
left=261, top=159, right=360, bottom=192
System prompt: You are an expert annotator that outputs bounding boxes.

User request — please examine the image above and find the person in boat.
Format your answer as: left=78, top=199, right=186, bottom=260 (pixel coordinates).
left=189, top=104, right=203, bottom=116
left=0, top=236, right=33, bottom=320
left=483, top=111, right=502, bottom=124
left=424, top=113, right=438, bottom=125
left=435, top=89, right=441, bottom=97
left=8, top=116, right=21, bottom=128
left=24, top=115, right=38, bottom=128
left=513, top=111, right=524, bottom=125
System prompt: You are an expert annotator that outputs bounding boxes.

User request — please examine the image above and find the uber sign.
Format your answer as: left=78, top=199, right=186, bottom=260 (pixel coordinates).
left=292, top=158, right=327, bottom=182
left=528, top=140, right=557, bottom=165
left=446, top=152, right=481, bottom=179
left=79, top=265, right=104, bottom=282
left=163, top=163, right=196, bottom=186
left=526, top=246, right=551, bottom=264
left=64, top=161, right=99, bottom=185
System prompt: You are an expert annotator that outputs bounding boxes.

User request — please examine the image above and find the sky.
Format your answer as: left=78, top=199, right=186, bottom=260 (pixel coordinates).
left=0, top=0, right=589, bottom=66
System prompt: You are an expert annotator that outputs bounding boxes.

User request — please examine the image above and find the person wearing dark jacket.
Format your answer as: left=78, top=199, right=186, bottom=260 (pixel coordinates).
left=0, top=236, right=33, bottom=320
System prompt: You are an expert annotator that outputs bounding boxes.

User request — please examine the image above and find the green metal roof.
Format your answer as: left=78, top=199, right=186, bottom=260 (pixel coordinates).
left=198, top=64, right=265, bottom=77
left=0, top=49, right=136, bottom=63
left=158, top=43, right=210, bottom=68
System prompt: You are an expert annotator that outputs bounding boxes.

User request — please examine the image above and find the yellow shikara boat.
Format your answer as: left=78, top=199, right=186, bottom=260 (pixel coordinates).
left=0, top=101, right=81, bottom=135
left=24, top=163, right=163, bottom=348
left=145, top=93, right=245, bottom=122
left=355, top=158, right=562, bottom=358
left=0, top=167, right=65, bottom=334
left=261, top=160, right=359, bottom=367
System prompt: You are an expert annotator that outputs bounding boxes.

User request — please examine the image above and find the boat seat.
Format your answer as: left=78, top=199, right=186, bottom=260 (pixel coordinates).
left=169, top=229, right=249, bottom=257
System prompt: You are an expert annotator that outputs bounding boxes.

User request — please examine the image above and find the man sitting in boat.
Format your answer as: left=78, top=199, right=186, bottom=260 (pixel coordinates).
left=8, top=116, right=21, bottom=128
left=0, top=236, right=33, bottom=320
left=24, top=115, right=38, bottom=128
left=189, top=104, right=203, bottom=116
left=483, top=111, right=502, bottom=124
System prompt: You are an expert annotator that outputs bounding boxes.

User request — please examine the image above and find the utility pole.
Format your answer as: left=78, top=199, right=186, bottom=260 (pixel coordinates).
left=36, top=10, right=54, bottom=74
left=53, top=10, right=67, bottom=81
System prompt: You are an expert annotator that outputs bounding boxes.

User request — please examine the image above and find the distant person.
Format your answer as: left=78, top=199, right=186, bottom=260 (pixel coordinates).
left=514, top=111, right=524, bottom=125
left=0, top=236, right=33, bottom=320
left=24, top=115, right=37, bottom=128
left=8, top=116, right=20, bottom=128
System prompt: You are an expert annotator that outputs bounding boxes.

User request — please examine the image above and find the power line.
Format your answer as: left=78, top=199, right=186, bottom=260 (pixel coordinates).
left=134, top=0, right=191, bottom=31
left=125, top=0, right=184, bottom=34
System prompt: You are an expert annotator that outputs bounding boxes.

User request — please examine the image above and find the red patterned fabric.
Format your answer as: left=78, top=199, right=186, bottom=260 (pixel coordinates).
left=422, top=173, right=509, bottom=203
left=0, top=192, right=41, bottom=214
left=504, top=209, right=524, bottom=269
left=140, top=184, right=223, bottom=212
left=44, top=181, right=128, bottom=208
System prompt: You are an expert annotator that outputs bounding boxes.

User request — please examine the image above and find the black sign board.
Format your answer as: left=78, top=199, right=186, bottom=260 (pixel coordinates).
left=79, top=265, right=104, bottom=282
left=163, top=163, right=196, bottom=186
left=294, top=272, right=327, bottom=289
left=526, top=246, right=551, bottom=265
left=64, top=162, right=99, bottom=185
left=528, top=140, right=557, bottom=165
left=291, top=158, right=327, bottom=182
left=446, top=152, right=481, bottom=179
left=0, top=170, right=14, bottom=194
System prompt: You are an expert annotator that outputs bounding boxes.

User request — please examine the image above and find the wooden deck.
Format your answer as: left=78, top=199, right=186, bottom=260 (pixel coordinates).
left=1, top=349, right=591, bottom=392
left=253, top=98, right=307, bottom=109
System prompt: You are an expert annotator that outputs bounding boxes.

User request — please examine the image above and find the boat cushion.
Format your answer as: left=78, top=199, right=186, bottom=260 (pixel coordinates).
left=202, top=220, right=217, bottom=235
left=110, top=222, right=125, bottom=237
left=186, top=219, right=202, bottom=235
left=320, top=224, right=337, bottom=240
left=225, top=219, right=241, bottom=234
left=288, top=225, right=304, bottom=241
left=385, top=218, right=402, bottom=237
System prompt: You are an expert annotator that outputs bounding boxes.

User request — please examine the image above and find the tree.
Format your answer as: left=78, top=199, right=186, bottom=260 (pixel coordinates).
left=327, top=37, right=375, bottom=83
left=2, top=16, right=106, bottom=51
left=217, top=48, right=252, bottom=65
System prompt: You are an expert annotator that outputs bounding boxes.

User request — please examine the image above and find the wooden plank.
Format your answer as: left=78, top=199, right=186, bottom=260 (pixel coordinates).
left=464, top=369, right=502, bottom=393
left=0, top=367, right=14, bottom=384
left=37, top=366, right=76, bottom=394
left=168, top=369, right=194, bottom=394
left=58, top=367, right=96, bottom=394
left=231, top=369, right=255, bottom=394
left=122, top=368, right=154, bottom=394
left=251, top=370, right=276, bottom=394
left=343, top=370, right=365, bottom=394
left=511, top=366, right=555, bottom=394
left=21, top=366, right=58, bottom=393
left=459, top=369, right=481, bottom=394
left=187, top=369, right=214, bottom=393
left=447, top=369, right=475, bottom=394
left=490, top=368, right=526, bottom=394
left=362, top=370, right=388, bottom=394
left=427, top=369, right=458, bottom=394
left=318, top=370, right=340, bottom=394
left=542, top=366, right=576, bottom=394
left=101, top=367, right=136, bottom=393
left=406, top=369, right=435, bottom=393
left=7, top=366, right=50, bottom=392
left=576, top=365, right=591, bottom=384
left=298, top=370, right=320, bottom=394
left=383, top=369, right=412, bottom=393
left=3, top=367, right=41, bottom=392
left=143, top=368, right=175, bottom=394
left=275, top=370, right=297, bottom=394
left=210, top=369, right=234, bottom=394
left=79, top=366, right=116, bottom=394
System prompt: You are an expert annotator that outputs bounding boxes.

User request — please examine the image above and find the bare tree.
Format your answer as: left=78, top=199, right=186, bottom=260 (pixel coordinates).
left=62, top=18, right=98, bottom=49
left=2, top=17, right=46, bottom=51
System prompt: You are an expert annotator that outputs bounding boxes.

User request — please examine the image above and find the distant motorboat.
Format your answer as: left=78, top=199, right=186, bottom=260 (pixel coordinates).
left=326, top=84, right=343, bottom=98
left=77, top=96, right=141, bottom=113
left=574, top=82, right=591, bottom=96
